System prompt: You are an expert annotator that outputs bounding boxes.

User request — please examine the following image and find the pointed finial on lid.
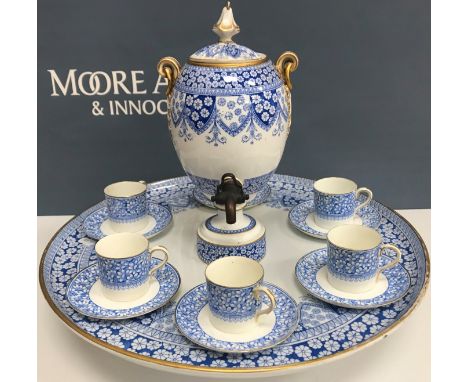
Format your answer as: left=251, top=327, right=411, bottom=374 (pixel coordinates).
left=213, top=1, right=240, bottom=43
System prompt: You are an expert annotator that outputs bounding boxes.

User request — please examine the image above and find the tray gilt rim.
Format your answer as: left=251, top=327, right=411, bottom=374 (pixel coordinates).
left=38, top=176, right=430, bottom=374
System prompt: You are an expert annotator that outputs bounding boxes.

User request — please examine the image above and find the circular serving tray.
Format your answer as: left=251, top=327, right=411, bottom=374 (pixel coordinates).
left=39, top=175, right=430, bottom=376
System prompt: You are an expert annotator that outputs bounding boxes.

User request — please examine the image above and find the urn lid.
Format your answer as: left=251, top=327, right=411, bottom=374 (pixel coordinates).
left=188, top=2, right=267, bottom=67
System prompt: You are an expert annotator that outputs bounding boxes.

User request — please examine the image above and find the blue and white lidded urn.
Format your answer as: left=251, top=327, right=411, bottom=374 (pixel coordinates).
left=197, top=173, right=266, bottom=263
left=158, top=2, right=299, bottom=208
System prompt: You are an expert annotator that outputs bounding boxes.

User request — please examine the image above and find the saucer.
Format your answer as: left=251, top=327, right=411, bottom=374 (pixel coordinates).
left=66, top=258, right=180, bottom=320
left=288, top=199, right=381, bottom=240
left=295, top=248, right=411, bottom=309
left=193, top=185, right=271, bottom=209
left=175, top=282, right=298, bottom=353
left=84, top=201, right=172, bottom=240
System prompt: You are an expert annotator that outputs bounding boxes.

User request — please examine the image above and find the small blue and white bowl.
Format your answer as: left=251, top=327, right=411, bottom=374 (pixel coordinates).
left=314, top=177, right=373, bottom=230
left=104, top=181, right=148, bottom=233
left=197, top=204, right=266, bottom=263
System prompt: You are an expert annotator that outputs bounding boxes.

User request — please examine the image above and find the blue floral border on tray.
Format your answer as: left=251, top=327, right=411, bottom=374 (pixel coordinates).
left=39, top=174, right=429, bottom=372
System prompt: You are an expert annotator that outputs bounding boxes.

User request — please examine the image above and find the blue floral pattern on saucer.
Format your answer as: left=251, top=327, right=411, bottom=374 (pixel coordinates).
left=175, top=282, right=298, bottom=353
left=40, top=175, right=429, bottom=372
left=66, top=258, right=180, bottom=320
left=288, top=199, right=381, bottom=239
left=295, top=248, right=411, bottom=309
left=84, top=201, right=172, bottom=240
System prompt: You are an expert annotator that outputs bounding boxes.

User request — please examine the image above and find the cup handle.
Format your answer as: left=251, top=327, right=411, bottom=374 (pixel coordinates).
left=377, top=244, right=401, bottom=277
left=253, top=286, right=277, bottom=319
left=148, top=245, right=169, bottom=276
left=355, top=187, right=373, bottom=212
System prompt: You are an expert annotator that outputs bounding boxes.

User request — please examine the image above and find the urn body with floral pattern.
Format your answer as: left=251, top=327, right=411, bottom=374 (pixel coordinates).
left=158, top=2, right=298, bottom=207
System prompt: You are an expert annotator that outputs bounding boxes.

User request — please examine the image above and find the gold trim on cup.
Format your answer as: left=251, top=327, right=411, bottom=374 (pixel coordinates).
left=103, top=181, right=147, bottom=199
left=326, top=225, right=383, bottom=252
left=95, top=233, right=149, bottom=260
left=204, top=256, right=265, bottom=289
left=313, top=177, right=358, bottom=196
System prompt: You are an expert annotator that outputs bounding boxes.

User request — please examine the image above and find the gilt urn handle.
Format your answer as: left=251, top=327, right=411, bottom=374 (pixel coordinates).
left=276, top=51, right=299, bottom=91
left=157, top=57, right=181, bottom=97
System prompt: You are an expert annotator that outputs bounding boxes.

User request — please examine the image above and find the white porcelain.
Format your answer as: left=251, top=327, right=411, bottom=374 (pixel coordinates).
left=205, top=256, right=276, bottom=334
left=90, top=277, right=160, bottom=310
left=306, top=210, right=363, bottom=234
left=326, top=225, right=401, bottom=294
left=313, top=177, right=373, bottom=230
left=157, top=3, right=299, bottom=205
left=104, top=181, right=148, bottom=232
left=95, top=233, right=168, bottom=302
left=197, top=303, right=276, bottom=342
left=106, top=219, right=148, bottom=234
left=318, top=266, right=389, bottom=300
left=101, top=214, right=152, bottom=236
